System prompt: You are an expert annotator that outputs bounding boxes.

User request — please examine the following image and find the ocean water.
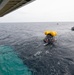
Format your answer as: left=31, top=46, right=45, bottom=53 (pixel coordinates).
left=0, top=22, right=74, bottom=75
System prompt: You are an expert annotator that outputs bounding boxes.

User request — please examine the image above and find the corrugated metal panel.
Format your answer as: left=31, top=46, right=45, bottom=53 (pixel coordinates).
left=0, top=0, right=34, bottom=17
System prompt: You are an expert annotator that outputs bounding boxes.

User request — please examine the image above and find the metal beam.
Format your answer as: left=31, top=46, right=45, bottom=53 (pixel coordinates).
left=0, top=0, right=34, bottom=17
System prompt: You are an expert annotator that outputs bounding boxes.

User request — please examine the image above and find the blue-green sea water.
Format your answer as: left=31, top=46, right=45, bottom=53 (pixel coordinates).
left=0, top=45, right=32, bottom=75
left=0, top=22, right=74, bottom=75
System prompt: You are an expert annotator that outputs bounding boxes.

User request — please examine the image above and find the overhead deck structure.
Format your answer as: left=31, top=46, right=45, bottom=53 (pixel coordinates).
left=0, top=0, right=34, bottom=17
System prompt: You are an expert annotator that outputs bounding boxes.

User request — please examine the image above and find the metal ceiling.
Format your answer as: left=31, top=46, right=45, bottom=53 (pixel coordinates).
left=0, top=0, right=34, bottom=17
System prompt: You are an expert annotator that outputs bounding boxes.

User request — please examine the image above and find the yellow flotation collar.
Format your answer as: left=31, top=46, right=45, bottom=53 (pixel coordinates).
left=44, top=30, right=57, bottom=36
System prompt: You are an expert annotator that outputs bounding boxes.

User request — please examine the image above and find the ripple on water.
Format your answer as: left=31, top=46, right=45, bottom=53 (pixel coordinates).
left=0, top=45, right=32, bottom=75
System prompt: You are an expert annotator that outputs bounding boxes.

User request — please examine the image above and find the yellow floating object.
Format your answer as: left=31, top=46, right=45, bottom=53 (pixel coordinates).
left=44, top=30, right=57, bottom=36
left=44, top=31, right=51, bottom=35
left=50, top=31, right=57, bottom=36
